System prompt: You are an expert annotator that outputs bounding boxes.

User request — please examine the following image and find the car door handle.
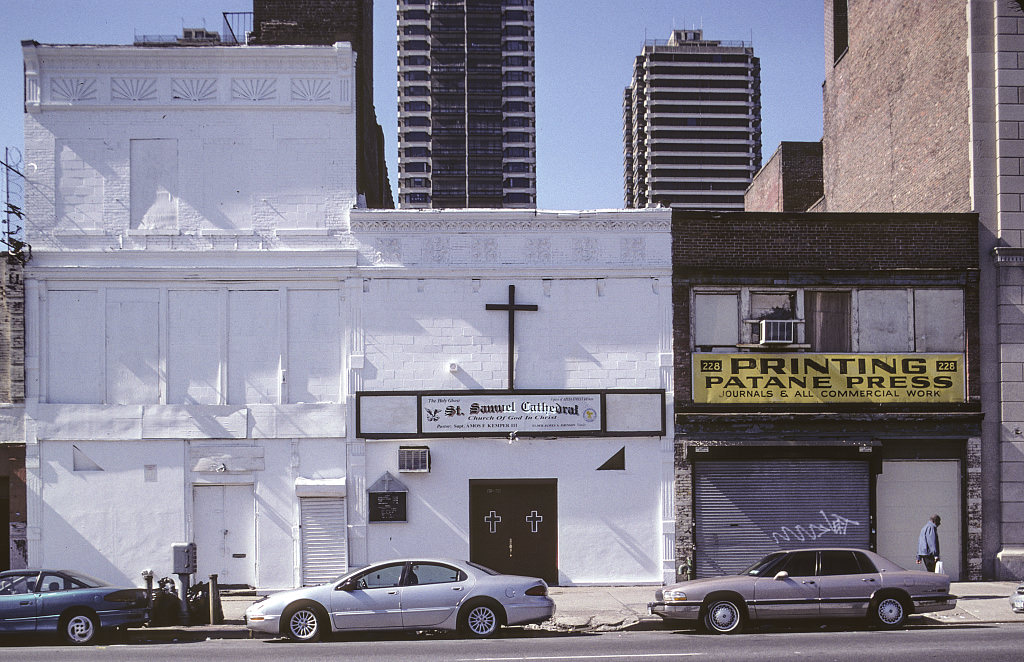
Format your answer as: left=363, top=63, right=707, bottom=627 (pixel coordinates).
left=861, top=578, right=876, bottom=582
left=801, top=581, right=816, bottom=585
left=452, top=586, right=463, bottom=591
left=20, top=600, right=32, bottom=606
left=387, top=590, right=398, bottom=595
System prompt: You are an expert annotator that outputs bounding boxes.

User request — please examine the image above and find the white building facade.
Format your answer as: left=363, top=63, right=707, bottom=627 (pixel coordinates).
left=21, top=41, right=674, bottom=589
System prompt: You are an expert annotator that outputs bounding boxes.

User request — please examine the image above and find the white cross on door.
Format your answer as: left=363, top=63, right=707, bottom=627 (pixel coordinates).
left=526, top=510, right=543, bottom=533
left=484, top=510, right=502, bottom=534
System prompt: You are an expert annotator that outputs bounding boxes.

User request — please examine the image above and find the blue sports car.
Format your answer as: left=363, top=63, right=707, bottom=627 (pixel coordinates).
left=0, top=569, right=149, bottom=644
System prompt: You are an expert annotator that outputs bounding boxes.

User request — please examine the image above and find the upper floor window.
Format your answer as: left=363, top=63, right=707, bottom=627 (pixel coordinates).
left=833, top=0, right=849, bottom=63
left=693, top=288, right=963, bottom=353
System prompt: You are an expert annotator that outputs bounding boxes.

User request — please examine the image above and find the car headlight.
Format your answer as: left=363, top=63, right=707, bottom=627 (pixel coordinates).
left=663, top=589, right=687, bottom=602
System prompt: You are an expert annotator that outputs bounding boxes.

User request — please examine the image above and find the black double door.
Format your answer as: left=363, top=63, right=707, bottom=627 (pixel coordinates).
left=469, top=479, right=558, bottom=585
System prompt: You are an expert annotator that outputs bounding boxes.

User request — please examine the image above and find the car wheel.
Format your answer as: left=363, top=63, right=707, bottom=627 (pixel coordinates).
left=460, top=602, right=501, bottom=638
left=703, top=598, right=745, bottom=634
left=872, top=596, right=908, bottom=629
left=283, top=602, right=327, bottom=642
left=61, top=611, right=99, bottom=645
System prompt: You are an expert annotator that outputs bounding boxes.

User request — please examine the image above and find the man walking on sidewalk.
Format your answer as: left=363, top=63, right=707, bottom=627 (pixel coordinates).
left=917, top=514, right=941, bottom=572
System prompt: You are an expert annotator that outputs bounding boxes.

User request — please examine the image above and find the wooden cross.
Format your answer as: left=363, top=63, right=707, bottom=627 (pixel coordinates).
left=486, top=284, right=538, bottom=390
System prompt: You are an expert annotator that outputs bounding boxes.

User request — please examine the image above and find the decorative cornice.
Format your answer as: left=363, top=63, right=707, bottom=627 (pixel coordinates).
left=349, top=218, right=671, bottom=233
left=993, top=246, right=1024, bottom=264
left=24, top=43, right=353, bottom=111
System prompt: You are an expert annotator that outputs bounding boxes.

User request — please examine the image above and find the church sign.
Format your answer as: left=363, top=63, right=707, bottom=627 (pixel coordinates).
left=421, top=393, right=602, bottom=434
left=693, top=353, right=965, bottom=404
left=356, top=389, right=665, bottom=439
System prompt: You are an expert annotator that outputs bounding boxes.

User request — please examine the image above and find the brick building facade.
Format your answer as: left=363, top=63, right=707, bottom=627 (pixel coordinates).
left=743, top=141, right=822, bottom=212
left=672, top=210, right=982, bottom=580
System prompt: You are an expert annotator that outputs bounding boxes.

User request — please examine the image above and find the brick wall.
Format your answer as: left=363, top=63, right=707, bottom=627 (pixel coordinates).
left=672, top=211, right=979, bottom=271
left=821, top=0, right=971, bottom=213
left=746, top=142, right=823, bottom=212
left=671, top=210, right=981, bottom=404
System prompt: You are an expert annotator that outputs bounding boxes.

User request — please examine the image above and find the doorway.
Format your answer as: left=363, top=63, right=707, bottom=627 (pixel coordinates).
left=469, top=479, right=557, bottom=585
left=876, top=460, right=962, bottom=580
left=193, top=484, right=256, bottom=588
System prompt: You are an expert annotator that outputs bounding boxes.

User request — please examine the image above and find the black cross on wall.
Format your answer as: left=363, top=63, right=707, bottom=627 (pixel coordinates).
left=486, top=284, right=538, bottom=390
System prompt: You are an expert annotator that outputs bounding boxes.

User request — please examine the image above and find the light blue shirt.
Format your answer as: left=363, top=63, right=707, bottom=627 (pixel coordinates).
left=918, top=520, right=939, bottom=557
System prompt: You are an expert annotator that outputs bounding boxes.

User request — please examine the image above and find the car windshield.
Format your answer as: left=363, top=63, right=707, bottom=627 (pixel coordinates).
left=63, top=571, right=111, bottom=588
left=740, top=552, right=786, bottom=576
left=466, top=561, right=500, bottom=575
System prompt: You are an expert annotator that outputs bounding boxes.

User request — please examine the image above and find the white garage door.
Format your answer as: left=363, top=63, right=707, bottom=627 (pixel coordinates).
left=876, top=460, right=961, bottom=580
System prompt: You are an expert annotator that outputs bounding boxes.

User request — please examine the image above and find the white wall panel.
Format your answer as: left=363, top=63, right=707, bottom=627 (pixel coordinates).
left=287, top=289, right=341, bottom=403
left=47, top=290, right=103, bottom=404
left=168, top=290, right=222, bottom=405
left=105, top=288, right=160, bottom=404
left=229, top=290, right=280, bottom=405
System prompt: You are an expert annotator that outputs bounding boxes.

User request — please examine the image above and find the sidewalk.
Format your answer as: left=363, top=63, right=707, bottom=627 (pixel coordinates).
left=127, top=581, right=1024, bottom=643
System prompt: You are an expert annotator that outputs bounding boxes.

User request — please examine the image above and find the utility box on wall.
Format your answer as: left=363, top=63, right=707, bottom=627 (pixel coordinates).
left=172, top=542, right=197, bottom=575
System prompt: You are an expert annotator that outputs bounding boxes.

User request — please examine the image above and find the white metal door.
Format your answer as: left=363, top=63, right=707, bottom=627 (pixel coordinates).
left=193, top=484, right=255, bottom=587
left=300, top=497, right=348, bottom=586
left=876, top=460, right=961, bottom=580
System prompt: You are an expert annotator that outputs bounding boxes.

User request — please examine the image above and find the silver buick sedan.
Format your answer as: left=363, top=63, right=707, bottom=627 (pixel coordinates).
left=245, top=558, right=554, bottom=641
left=649, top=548, right=956, bottom=634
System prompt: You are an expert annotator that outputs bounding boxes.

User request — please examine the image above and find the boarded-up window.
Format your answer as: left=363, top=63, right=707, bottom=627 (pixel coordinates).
left=805, top=291, right=851, bottom=352
left=287, top=290, right=341, bottom=403
left=914, top=290, right=964, bottom=352
left=130, top=138, right=178, bottom=229
left=858, top=290, right=910, bottom=352
left=694, top=293, right=739, bottom=348
left=228, top=290, right=280, bottom=404
left=105, top=289, right=159, bottom=404
left=168, top=290, right=222, bottom=404
left=47, top=290, right=103, bottom=404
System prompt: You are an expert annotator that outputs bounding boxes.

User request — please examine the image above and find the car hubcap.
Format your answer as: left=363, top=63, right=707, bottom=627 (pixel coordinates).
left=468, top=606, right=496, bottom=635
left=67, top=616, right=94, bottom=642
left=878, top=598, right=903, bottom=625
left=709, top=603, right=738, bottom=631
left=290, top=610, right=317, bottom=639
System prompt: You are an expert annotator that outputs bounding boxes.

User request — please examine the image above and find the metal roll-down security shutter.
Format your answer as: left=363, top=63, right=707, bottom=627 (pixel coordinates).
left=300, top=497, right=348, bottom=586
left=694, top=459, right=870, bottom=578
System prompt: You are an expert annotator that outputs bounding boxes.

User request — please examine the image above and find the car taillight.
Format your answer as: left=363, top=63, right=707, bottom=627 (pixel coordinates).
left=104, top=589, right=147, bottom=606
left=525, top=584, right=547, bottom=597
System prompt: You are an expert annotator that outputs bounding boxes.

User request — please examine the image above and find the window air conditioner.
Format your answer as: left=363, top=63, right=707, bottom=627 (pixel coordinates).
left=759, top=319, right=795, bottom=344
left=398, top=446, right=430, bottom=473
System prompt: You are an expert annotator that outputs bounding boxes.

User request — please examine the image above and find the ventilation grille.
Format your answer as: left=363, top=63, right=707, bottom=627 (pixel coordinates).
left=399, top=446, right=430, bottom=473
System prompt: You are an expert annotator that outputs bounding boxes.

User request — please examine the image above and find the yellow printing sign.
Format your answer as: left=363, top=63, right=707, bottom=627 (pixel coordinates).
left=692, top=353, right=965, bottom=404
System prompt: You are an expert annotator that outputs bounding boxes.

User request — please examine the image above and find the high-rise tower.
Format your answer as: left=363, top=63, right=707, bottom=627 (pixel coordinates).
left=397, top=0, right=536, bottom=209
left=624, top=29, right=761, bottom=210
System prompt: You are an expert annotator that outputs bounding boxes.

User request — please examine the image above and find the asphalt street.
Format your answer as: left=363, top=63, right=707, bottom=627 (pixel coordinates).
left=3, top=623, right=1024, bottom=662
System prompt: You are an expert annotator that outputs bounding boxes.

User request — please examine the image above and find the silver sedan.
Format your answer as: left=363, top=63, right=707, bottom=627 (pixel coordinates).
left=650, top=548, right=956, bottom=633
left=245, top=558, right=554, bottom=641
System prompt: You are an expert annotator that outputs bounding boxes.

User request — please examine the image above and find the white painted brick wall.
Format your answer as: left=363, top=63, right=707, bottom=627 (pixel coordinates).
left=23, top=44, right=357, bottom=241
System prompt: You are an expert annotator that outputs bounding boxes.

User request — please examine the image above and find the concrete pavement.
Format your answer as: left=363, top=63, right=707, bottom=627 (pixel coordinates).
left=124, top=581, right=1024, bottom=643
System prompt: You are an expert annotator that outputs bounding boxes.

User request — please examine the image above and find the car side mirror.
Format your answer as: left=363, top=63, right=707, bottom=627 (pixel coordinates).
left=337, top=579, right=356, bottom=591
left=773, top=571, right=790, bottom=581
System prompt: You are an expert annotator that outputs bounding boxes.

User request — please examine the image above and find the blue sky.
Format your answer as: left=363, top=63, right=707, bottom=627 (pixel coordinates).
left=1, top=0, right=824, bottom=210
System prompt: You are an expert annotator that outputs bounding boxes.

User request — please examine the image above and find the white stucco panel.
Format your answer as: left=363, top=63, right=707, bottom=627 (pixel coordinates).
left=358, top=395, right=418, bottom=435
left=190, top=445, right=265, bottom=473
left=33, top=404, right=143, bottom=441
left=140, top=405, right=247, bottom=439
left=605, top=392, right=665, bottom=433
left=248, top=404, right=346, bottom=438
